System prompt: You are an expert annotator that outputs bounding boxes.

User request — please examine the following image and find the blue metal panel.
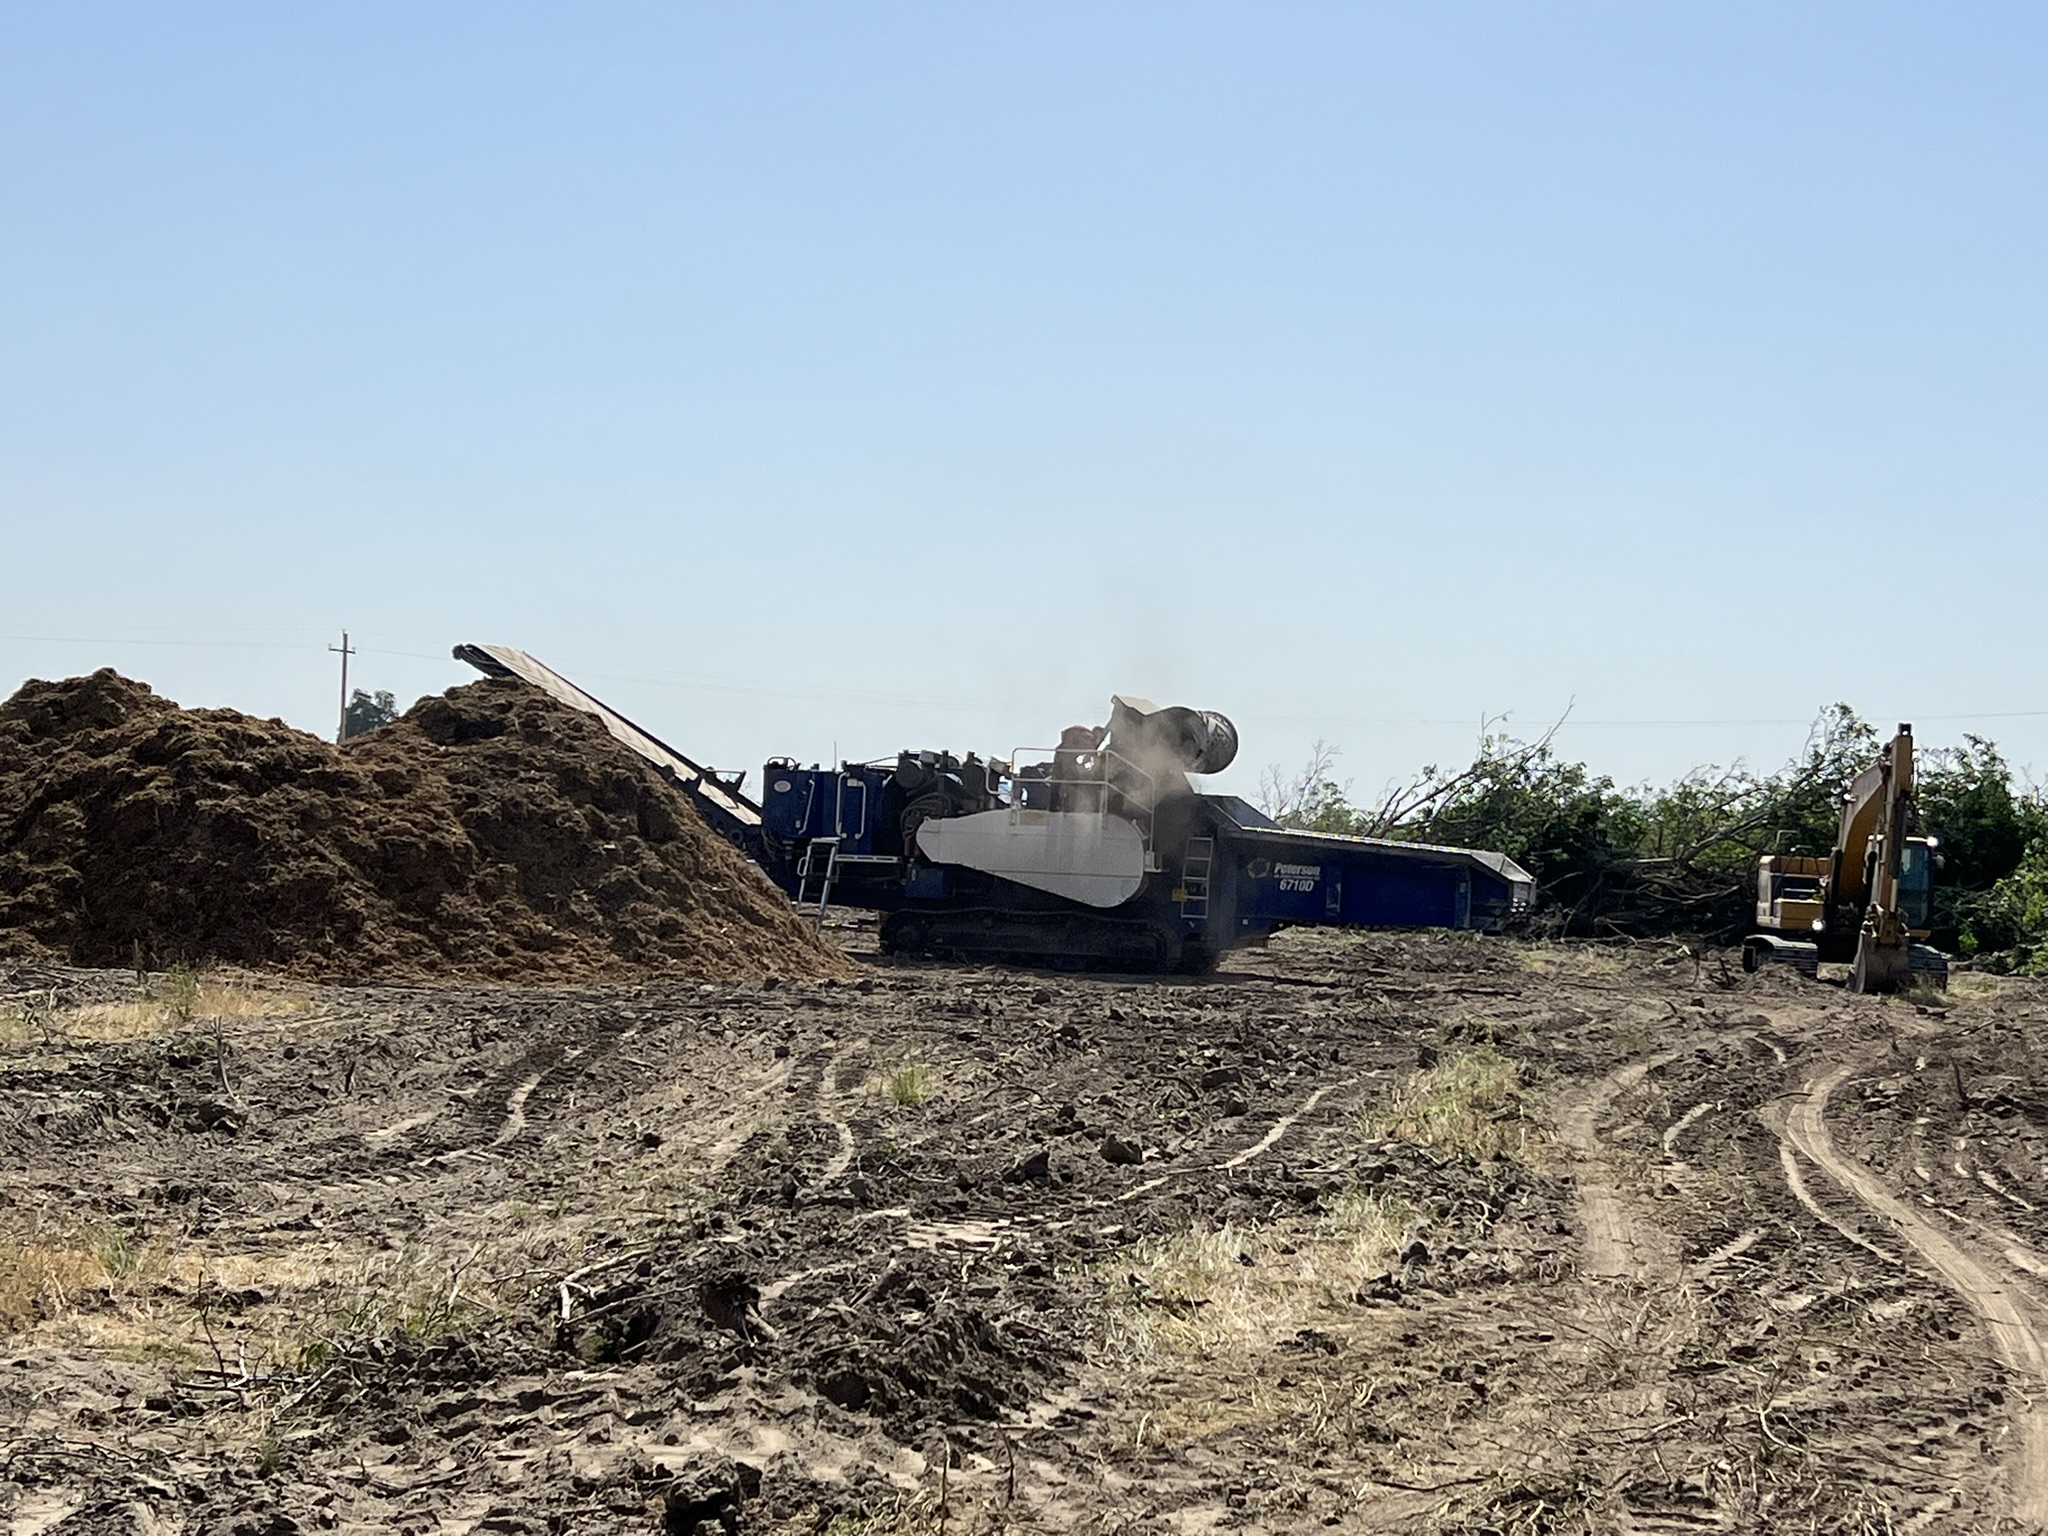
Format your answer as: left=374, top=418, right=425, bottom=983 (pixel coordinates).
left=1206, top=809, right=1533, bottom=934
left=762, top=766, right=825, bottom=839
left=764, top=763, right=894, bottom=851
left=1236, top=858, right=1339, bottom=923
left=836, top=770, right=883, bottom=854
left=1337, top=862, right=1461, bottom=928
left=1231, top=845, right=1470, bottom=930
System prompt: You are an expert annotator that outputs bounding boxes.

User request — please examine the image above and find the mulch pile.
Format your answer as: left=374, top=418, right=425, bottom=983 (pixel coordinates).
left=0, top=669, right=849, bottom=982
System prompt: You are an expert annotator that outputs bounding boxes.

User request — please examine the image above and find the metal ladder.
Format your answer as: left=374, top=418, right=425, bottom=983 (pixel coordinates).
left=796, top=837, right=841, bottom=926
left=1180, top=836, right=1214, bottom=923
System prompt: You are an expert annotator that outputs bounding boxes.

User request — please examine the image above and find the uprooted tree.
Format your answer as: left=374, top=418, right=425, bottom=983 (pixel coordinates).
left=1258, top=707, right=2048, bottom=969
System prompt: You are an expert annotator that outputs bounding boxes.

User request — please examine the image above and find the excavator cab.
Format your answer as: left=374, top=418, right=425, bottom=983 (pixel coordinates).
left=1755, top=854, right=1828, bottom=936
left=1898, top=837, right=1937, bottom=931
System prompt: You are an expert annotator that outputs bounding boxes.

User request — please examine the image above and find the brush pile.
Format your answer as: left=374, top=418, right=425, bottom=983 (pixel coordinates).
left=0, top=669, right=848, bottom=981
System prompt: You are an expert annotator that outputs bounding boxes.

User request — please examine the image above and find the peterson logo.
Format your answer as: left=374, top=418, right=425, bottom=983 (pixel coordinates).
left=1274, top=862, right=1320, bottom=892
left=1247, top=859, right=1322, bottom=889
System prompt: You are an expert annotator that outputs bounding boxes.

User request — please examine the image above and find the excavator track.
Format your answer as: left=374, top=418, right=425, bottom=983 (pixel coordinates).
left=880, top=907, right=1197, bottom=973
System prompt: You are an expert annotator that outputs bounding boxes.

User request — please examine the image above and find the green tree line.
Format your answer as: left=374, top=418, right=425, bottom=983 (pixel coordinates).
left=1259, top=707, right=2048, bottom=971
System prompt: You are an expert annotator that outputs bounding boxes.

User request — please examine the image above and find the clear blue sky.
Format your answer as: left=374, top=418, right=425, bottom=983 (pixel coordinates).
left=4, top=3, right=2044, bottom=803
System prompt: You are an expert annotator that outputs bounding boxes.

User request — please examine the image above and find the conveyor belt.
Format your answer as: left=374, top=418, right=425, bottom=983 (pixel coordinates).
left=452, top=644, right=762, bottom=837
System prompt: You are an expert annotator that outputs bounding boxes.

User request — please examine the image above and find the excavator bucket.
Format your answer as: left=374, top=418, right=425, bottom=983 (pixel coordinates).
left=1849, top=932, right=1912, bottom=994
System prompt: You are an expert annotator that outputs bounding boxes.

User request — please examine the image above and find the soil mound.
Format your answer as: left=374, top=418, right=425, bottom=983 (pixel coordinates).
left=0, top=669, right=849, bottom=981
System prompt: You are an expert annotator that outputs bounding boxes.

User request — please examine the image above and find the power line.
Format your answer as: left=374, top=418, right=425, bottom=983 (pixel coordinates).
left=0, top=634, right=315, bottom=652
left=4, top=634, right=2045, bottom=729
left=0, top=634, right=462, bottom=664
left=1559, top=710, right=2048, bottom=727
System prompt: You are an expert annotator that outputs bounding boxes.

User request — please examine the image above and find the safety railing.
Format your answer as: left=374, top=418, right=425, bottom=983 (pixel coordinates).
left=1002, top=746, right=1162, bottom=837
left=834, top=776, right=870, bottom=841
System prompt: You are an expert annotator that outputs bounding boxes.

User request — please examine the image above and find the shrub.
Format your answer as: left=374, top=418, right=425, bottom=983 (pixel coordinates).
left=1959, top=838, right=2048, bottom=973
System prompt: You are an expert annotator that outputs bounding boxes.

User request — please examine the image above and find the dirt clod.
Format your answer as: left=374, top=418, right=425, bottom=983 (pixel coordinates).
left=1005, top=1147, right=1052, bottom=1183
left=1100, top=1131, right=1143, bottom=1165
left=657, top=1455, right=759, bottom=1536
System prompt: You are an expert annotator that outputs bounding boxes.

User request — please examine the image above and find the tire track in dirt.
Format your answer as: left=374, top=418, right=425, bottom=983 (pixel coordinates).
left=814, top=1040, right=864, bottom=1184
left=309, top=1016, right=662, bottom=1201
left=1660, top=1101, right=1715, bottom=1155
left=443, top=1022, right=613, bottom=1149
left=1556, top=1050, right=1683, bottom=1281
left=1219, top=1078, right=1356, bottom=1170
left=1544, top=1045, right=1713, bottom=1514
left=1774, top=1140, right=1902, bottom=1267
left=694, top=1061, right=803, bottom=1172
left=695, top=1036, right=865, bottom=1204
left=491, top=1058, right=561, bottom=1147
left=893, top=1074, right=1370, bottom=1254
left=1785, top=1059, right=2048, bottom=1528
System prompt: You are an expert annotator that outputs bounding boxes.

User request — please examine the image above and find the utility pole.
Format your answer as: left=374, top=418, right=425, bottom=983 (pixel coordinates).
left=330, top=630, right=355, bottom=742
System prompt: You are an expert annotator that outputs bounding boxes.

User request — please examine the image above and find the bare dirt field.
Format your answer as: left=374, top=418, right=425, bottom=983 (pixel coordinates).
left=5, top=925, right=2048, bottom=1535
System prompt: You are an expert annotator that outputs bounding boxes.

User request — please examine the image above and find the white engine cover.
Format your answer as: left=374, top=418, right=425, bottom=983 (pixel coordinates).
left=915, top=809, right=1147, bottom=909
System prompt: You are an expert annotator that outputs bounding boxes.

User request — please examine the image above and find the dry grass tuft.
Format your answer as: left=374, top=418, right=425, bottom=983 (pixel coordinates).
left=1949, top=971, right=2006, bottom=1000
left=818, top=1491, right=945, bottom=1536
left=1516, top=942, right=1624, bottom=978
left=0, top=1241, right=106, bottom=1333
left=59, top=976, right=314, bottom=1041
left=289, top=1242, right=502, bottom=1372
left=0, top=1198, right=510, bottom=1381
left=869, top=1060, right=938, bottom=1108
left=0, top=1224, right=180, bottom=1335
left=3, top=1220, right=511, bottom=1386
left=1110, top=1189, right=1411, bottom=1367
left=1365, top=1045, right=1543, bottom=1164
left=1100, top=1189, right=1416, bottom=1449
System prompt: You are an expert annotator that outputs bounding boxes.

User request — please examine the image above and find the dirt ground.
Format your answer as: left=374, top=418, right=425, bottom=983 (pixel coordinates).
left=5, top=924, right=2048, bottom=1535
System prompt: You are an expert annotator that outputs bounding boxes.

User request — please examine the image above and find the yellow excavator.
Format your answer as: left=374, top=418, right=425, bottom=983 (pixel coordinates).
left=1744, top=723, right=1947, bottom=993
